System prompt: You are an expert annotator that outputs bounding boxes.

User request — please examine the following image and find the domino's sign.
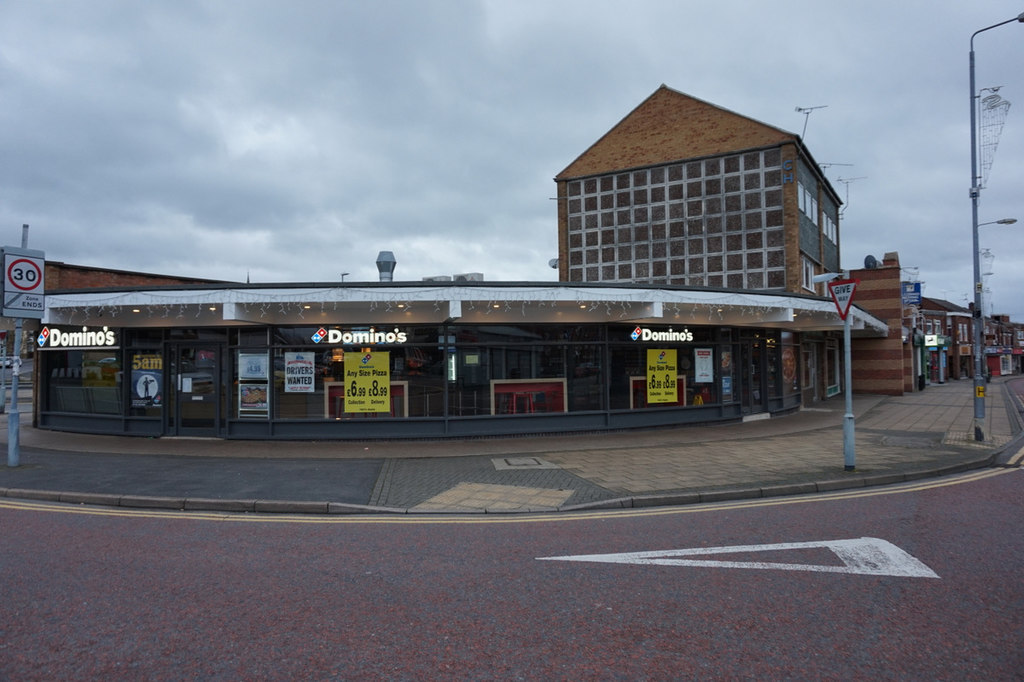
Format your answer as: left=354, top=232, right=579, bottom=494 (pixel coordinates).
left=311, top=327, right=408, bottom=345
left=37, top=326, right=118, bottom=349
left=631, top=326, right=695, bottom=342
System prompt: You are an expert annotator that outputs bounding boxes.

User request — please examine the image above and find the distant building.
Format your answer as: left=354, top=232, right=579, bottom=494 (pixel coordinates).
left=555, top=85, right=841, bottom=295
left=920, top=297, right=971, bottom=382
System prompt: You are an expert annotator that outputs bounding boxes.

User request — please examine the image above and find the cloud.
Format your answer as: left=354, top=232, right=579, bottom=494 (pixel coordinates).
left=0, top=0, right=1021, bottom=316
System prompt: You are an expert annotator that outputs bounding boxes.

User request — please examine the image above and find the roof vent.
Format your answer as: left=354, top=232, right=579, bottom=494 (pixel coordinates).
left=376, top=251, right=397, bottom=282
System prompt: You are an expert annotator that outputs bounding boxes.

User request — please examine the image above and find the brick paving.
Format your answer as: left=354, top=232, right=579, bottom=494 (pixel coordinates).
left=1, top=378, right=1021, bottom=513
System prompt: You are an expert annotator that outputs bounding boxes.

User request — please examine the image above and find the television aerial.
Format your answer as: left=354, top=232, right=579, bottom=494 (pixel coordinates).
left=795, top=105, right=828, bottom=138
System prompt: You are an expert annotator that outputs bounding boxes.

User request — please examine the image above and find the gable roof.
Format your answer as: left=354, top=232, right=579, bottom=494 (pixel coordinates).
left=921, top=297, right=971, bottom=315
left=555, top=85, right=799, bottom=180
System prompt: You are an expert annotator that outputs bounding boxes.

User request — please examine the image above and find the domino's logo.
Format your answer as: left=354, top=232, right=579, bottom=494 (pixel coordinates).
left=311, top=327, right=328, bottom=343
left=631, top=326, right=642, bottom=340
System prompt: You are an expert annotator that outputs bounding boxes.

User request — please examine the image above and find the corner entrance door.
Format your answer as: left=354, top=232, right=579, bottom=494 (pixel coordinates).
left=739, top=341, right=767, bottom=416
left=167, top=344, right=223, bottom=436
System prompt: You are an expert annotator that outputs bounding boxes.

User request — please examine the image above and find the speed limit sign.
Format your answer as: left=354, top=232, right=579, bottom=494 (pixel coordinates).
left=2, top=246, right=46, bottom=319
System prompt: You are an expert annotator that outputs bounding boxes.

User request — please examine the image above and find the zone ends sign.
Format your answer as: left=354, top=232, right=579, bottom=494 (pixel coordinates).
left=2, top=246, right=46, bottom=319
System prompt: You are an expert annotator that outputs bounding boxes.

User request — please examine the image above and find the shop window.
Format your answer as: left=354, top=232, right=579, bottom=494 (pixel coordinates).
left=766, top=337, right=781, bottom=399
left=608, top=330, right=720, bottom=410
left=781, top=333, right=799, bottom=396
left=450, top=344, right=571, bottom=416
left=826, top=339, right=840, bottom=396
left=44, top=350, right=124, bottom=416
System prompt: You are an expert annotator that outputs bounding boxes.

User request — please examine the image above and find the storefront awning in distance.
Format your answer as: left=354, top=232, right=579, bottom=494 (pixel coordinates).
left=39, top=282, right=888, bottom=337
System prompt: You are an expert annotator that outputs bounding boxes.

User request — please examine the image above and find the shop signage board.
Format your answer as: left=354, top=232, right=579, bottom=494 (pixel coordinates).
left=694, top=348, right=714, bottom=383
left=2, top=246, right=46, bottom=319
left=645, top=349, right=677, bottom=404
left=345, top=351, right=391, bottom=413
left=901, top=281, right=922, bottom=306
left=131, top=353, right=163, bottom=408
left=284, top=352, right=316, bottom=393
left=828, top=279, right=860, bottom=320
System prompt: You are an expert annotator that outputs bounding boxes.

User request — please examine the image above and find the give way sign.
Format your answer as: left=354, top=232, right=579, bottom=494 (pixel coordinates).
left=828, top=278, right=860, bottom=320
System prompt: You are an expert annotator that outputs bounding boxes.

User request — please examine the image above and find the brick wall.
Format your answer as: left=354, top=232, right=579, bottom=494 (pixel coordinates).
left=556, top=86, right=794, bottom=180
left=45, top=262, right=227, bottom=291
left=848, top=254, right=908, bottom=396
left=554, top=87, right=838, bottom=296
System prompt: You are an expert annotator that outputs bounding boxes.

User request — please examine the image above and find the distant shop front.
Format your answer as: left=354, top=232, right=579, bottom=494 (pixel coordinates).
left=33, top=283, right=886, bottom=439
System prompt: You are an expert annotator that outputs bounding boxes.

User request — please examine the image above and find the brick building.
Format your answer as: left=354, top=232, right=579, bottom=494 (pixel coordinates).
left=919, top=297, right=970, bottom=382
left=555, top=85, right=841, bottom=295
left=45, top=261, right=226, bottom=291
left=847, top=252, right=914, bottom=395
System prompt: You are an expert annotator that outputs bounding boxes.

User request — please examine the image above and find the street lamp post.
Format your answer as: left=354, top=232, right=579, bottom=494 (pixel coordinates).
left=969, top=11, right=1024, bottom=442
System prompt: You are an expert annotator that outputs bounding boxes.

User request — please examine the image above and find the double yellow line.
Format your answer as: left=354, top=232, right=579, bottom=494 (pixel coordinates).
left=0, top=467, right=1017, bottom=525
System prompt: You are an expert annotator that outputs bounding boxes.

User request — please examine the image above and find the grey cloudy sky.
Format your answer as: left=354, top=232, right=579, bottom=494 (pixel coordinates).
left=2, top=1, right=1022, bottom=316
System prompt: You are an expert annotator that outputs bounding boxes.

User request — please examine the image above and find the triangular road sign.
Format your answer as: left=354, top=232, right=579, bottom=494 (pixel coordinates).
left=828, top=278, right=859, bottom=320
left=537, top=537, right=938, bottom=578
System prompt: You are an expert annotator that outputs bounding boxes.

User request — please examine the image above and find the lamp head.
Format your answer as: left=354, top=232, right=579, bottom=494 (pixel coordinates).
left=996, top=218, right=1017, bottom=225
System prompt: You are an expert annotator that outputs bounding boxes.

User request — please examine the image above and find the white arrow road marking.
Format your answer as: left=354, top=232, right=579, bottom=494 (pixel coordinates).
left=537, top=537, right=939, bottom=578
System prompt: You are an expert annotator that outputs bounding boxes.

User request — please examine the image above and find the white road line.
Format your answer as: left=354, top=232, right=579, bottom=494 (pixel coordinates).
left=538, top=537, right=940, bottom=578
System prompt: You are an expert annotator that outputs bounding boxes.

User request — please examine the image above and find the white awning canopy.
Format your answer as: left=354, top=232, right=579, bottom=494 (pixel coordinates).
left=39, top=282, right=889, bottom=337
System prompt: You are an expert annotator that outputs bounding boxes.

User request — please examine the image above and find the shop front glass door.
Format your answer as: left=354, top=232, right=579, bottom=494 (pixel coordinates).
left=739, top=341, right=766, bottom=415
left=168, top=344, right=222, bottom=435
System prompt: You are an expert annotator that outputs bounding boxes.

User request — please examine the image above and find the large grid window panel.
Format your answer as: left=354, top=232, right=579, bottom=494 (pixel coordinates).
left=565, top=149, right=786, bottom=289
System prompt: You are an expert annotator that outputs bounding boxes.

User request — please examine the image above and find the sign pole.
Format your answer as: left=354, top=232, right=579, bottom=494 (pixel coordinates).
left=0, top=330, right=7, bottom=414
left=8, top=316, right=22, bottom=467
left=7, top=226, right=28, bottom=466
left=5, top=224, right=44, bottom=468
left=842, top=311, right=855, bottom=471
left=828, top=278, right=860, bottom=472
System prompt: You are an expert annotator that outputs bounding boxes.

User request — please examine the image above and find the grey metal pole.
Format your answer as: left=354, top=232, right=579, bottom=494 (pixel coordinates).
left=969, top=12, right=1024, bottom=441
left=7, top=224, right=28, bottom=467
left=843, top=311, right=855, bottom=471
left=970, top=37, right=985, bottom=441
left=0, top=332, right=7, bottom=414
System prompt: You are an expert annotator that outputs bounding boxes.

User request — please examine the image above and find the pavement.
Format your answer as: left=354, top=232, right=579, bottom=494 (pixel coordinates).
left=1, top=377, right=1022, bottom=515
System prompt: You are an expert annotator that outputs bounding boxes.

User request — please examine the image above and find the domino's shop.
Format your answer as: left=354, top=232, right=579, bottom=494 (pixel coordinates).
left=33, top=282, right=885, bottom=439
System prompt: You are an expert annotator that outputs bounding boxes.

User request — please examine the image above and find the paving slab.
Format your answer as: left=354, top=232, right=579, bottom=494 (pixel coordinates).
left=0, top=378, right=1020, bottom=513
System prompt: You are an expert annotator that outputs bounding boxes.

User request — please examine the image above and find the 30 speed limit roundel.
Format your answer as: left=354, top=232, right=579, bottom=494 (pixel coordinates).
left=7, top=257, right=43, bottom=291
left=2, top=246, right=46, bottom=319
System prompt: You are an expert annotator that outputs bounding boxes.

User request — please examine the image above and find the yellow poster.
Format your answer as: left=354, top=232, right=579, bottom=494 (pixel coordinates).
left=646, top=349, right=677, bottom=404
left=345, top=351, right=391, bottom=413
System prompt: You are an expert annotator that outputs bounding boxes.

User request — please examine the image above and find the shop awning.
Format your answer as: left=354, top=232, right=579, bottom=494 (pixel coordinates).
left=39, top=282, right=888, bottom=337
